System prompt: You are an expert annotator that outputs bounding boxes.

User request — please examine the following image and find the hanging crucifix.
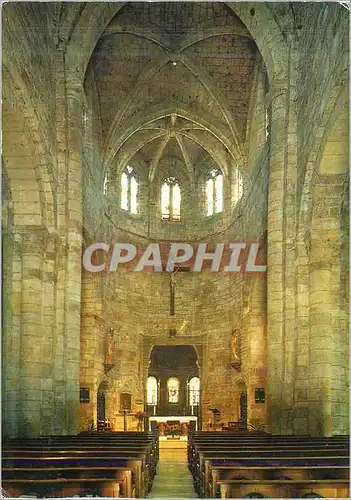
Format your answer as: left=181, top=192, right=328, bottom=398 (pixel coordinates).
left=168, top=268, right=179, bottom=316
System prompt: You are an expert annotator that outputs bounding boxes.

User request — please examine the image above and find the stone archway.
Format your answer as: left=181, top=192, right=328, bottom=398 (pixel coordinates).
left=96, top=380, right=109, bottom=430
left=232, top=378, right=248, bottom=426
left=148, top=345, right=199, bottom=417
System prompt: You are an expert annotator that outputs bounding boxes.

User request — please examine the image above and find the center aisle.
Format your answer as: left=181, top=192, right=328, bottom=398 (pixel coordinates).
left=148, top=441, right=198, bottom=498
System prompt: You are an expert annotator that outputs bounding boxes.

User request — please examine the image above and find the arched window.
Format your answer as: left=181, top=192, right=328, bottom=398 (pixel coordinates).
left=238, top=172, right=243, bottom=198
left=121, top=165, right=138, bottom=214
left=167, top=377, right=180, bottom=403
left=265, top=107, right=270, bottom=141
left=161, top=177, right=181, bottom=220
left=206, top=169, right=223, bottom=216
left=189, top=377, right=200, bottom=406
left=103, top=170, right=110, bottom=196
left=264, top=72, right=270, bottom=142
left=232, top=167, right=243, bottom=204
left=147, top=376, right=158, bottom=405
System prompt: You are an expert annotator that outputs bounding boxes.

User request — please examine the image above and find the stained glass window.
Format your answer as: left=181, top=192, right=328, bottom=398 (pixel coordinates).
left=161, top=177, right=181, bottom=221
left=130, top=176, right=138, bottom=214
left=167, top=377, right=180, bottom=403
left=206, top=169, right=223, bottom=216
left=147, top=376, right=158, bottom=405
left=103, top=171, right=109, bottom=196
left=215, top=173, right=223, bottom=213
left=172, top=183, right=181, bottom=221
left=189, top=377, right=200, bottom=406
left=206, top=178, right=214, bottom=216
left=121, top=166, right=138, bottom=213
left=233, top=167, right=243, bottom=204
left=161, top=182, right=170, bottom=218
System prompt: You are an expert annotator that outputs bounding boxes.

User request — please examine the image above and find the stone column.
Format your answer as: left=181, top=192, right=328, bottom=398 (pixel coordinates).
left=80, top=270, right=104, bottom=431
left=266, top=42, right=298, bottom=433
left=64, top=74, right=84, bottom=434
left=55, top=52, right=84, bottom=433
left=40, top=232, right=59, bottom=436
left=293, top=224, right=312, bottom=434
left=308, top=265, right=335, bottom=436
left=2, top=228, right=21, bottom=438
left=247, top=276, right=267, bottom=429
left=18, top=226, right=48, bottom=437
left=308, top=177, right=348, bottom=435
left=266, top=78, right=290, bottom=434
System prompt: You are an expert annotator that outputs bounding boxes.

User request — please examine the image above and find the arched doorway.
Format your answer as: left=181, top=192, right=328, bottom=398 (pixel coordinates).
left=240, top=392, right=248, bottom=427
left=147, top=345, right=200, bottom=436
left=97, top=381, right=109, bottom=429
left=232, top=379, right=248, bottom=427
left=148, top=346, right=199, bottom=415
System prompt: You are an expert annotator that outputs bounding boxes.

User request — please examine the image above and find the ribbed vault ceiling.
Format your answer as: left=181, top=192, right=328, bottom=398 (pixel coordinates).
left=88, top=2, right=258, bottom=178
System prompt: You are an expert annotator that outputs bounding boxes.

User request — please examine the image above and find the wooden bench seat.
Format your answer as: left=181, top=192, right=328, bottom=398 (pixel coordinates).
left=2, top=456, right=148, bottom=498
left=216, top=479, right=350, bottom=499
left=190, top=447, right=348, bottom=461
left=188, top=432, right=349, bottom=498
left=2, top=477, right=125, bottom=498
left=2, top=432, right=159, bottom=498
left=2, top=465, right=135, bottom=496
left=203, top=460, right=349, bottom=498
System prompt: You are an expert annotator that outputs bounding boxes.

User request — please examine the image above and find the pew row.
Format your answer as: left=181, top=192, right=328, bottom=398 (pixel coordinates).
left=188, top=431, right=349, bottom=498
left=2, top=432, right=159, bottom=498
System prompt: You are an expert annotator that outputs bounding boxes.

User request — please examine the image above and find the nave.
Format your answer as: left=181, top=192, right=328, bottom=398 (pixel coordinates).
left=2, top=2, right=349, bottom=499
left=148, top=444, right=197, bottom=498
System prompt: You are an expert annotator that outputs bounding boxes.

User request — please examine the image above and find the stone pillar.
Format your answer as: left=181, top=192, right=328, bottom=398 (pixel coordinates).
left=2, top=228, right=21, bottom=438
left=293, top=226, right=312, bottom=434
left=64, top=75, right=84, bottom=434
left=18, top=226, right=48, bottom=436
left=308, top=266, right=336, bottom=435
left=247, top=276, right=267, bottom=429
left=308, top=178, right=348, bottom=435
left=266, top=79, right=290, bottom=434
left=54, top=61, right=84, bottom=434
left=205, top=326, right=232, bottom=427
left=80, top=270, right=104, bottom=431
left=41, top=232, right=59, bottom=436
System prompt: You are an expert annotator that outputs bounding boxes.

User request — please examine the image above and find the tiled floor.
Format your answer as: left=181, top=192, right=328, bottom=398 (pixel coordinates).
left=148, top=444, right=198, bottom=498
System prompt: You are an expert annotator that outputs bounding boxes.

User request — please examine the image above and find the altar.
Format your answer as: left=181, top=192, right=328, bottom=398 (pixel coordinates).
left=148, top=415, right=198, bottom=440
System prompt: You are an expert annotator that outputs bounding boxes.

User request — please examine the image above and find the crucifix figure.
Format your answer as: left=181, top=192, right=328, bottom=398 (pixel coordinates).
left=231, top=329, right=240, bottom=362
left=168, top=268, right=179, bottom=316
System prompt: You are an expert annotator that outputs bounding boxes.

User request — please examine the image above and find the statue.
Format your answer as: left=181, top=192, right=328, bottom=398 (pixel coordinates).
left=231, top=329, right=241, bottom=367
left=168, top=268, right=179, bottom=316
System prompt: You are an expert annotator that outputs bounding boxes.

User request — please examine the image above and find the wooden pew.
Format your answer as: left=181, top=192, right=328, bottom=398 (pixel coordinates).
left=208, top=463, right=350, bottom=498
left=216, top=479, right=350, bottom=499
left=2, top=432, right=159, bottom=498
left=2, top=456, right=142, bottom=497
left=4, top=433, right=159, bottom=467
left=3, top=466, right=135, bottom=497
left=188, top=432, right=349, bottom=498
left=200, top=456, right=349, bottom=497
left=2, top=475, right=128, bottom=498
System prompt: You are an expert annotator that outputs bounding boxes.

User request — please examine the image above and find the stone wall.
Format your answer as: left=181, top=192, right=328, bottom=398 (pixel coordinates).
left=2, top=2, right=82, bottom=437
left=78, top=52, right=269, bottom=431
left=2, top=2, right=348, bottom=438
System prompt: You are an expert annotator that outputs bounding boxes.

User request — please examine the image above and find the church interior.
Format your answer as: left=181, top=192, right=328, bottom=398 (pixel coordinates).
left=1, top=1, right=349, bottom=498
